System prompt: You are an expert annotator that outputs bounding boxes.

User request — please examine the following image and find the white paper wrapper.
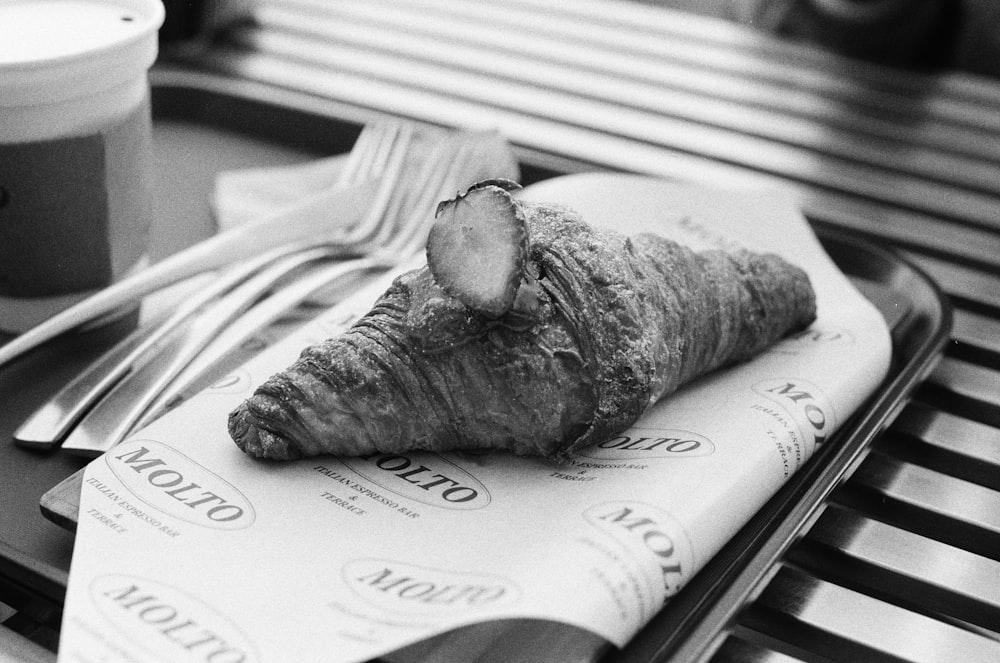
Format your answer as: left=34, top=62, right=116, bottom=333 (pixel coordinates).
left=211, top=155, right=347, bottom=232
left=58, top=175, right=891, bottom=663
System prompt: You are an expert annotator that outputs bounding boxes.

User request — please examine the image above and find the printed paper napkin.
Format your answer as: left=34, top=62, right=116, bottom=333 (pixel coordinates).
left=58, top=176, right=891, bottom=663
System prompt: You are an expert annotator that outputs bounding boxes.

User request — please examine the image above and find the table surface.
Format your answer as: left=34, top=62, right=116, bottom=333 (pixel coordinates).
left=3, top=1, right=1000, bottom=660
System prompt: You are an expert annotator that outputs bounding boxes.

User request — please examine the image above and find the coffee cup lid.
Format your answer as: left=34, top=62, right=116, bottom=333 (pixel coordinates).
left=0, top=0, right=165, bottom=106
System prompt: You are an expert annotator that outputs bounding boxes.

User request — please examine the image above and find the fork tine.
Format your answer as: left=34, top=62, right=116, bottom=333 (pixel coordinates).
left=337, top=122, right=393, bottom=185
left=336, top=123, right=416, bottom=249
left=386, top=132, right=492, bottom=257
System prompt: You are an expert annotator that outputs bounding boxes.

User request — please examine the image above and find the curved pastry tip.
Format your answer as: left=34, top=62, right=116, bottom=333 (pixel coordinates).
left=228, top=404, right=303, bottom=461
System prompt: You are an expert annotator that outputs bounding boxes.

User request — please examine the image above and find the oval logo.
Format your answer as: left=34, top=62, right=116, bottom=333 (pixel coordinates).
left=107, top=439, right=256, bottom=530
left=578, top=427, right=715, bottom=460
left=342, top=558, right=519, bottom=616
left=90, top=574, right=259, bottom=663
left=781, top=326, right=856, bottom=346
left=340, top=452, right=491, bottom=510
left=204, top=369, right=254, bottom=395
left=752, top=377, right=838, bottom=453
left=583, top=501, right=694, bottom=599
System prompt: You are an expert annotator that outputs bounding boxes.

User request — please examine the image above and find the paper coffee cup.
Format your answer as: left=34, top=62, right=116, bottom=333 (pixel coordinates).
left=0, top=0, right=165, bottom=332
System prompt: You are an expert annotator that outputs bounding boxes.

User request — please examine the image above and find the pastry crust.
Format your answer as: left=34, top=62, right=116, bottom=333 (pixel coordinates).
left=229, top=201, right=816, bottom=460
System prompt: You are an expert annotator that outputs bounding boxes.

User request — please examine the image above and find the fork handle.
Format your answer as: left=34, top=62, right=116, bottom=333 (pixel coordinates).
left=58, top=248, right=337, bottom=456
left=12, top=249, right=299, bottom=449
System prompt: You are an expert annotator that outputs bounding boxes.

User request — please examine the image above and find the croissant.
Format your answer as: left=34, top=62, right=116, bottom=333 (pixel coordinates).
left=228, top=181, right=816, bottom=460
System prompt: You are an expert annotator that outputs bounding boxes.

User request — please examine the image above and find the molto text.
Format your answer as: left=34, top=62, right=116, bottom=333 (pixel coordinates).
left=341, top=452, right=491, bottom=510
left=107, top=439, right=256, bottom=530
left=343, top=558, right=518, bottom=616
left=584, top=501, right=694, bottom=599
left=90, top=574, right=257, bottom=663
left=579, top=428, right=715, bottom=460
left=752, top=378, right=836, bottom=452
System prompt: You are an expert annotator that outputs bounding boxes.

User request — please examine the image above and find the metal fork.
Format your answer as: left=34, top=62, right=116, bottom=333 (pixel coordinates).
left=56, top=129, right=518, bottom=456
left=14, top=122, right=413, bottom=451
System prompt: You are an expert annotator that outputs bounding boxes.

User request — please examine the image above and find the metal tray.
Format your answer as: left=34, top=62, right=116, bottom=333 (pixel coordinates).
left=0, top=69, right=950, bottom=659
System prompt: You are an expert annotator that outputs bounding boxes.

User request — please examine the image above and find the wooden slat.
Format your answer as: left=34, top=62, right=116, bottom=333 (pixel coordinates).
left=922, top=358, right=1000, bottom=428
left=499, top=0, right=1000, bottom=108
left=740, top=565, right=1000, bottom=663
left=901, top=253, right=1000, bottom=312
left=952, top=309, right=1000, bottom=360
left=840, top=450, right=1000, bottom=560
left=883, top=401, right=1000, bottom=492
left=792, top=503, right=1000, bottom=631
left=202, top=46, right=802, bottom=185
left=802, top=198, right=1000, bottom=272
